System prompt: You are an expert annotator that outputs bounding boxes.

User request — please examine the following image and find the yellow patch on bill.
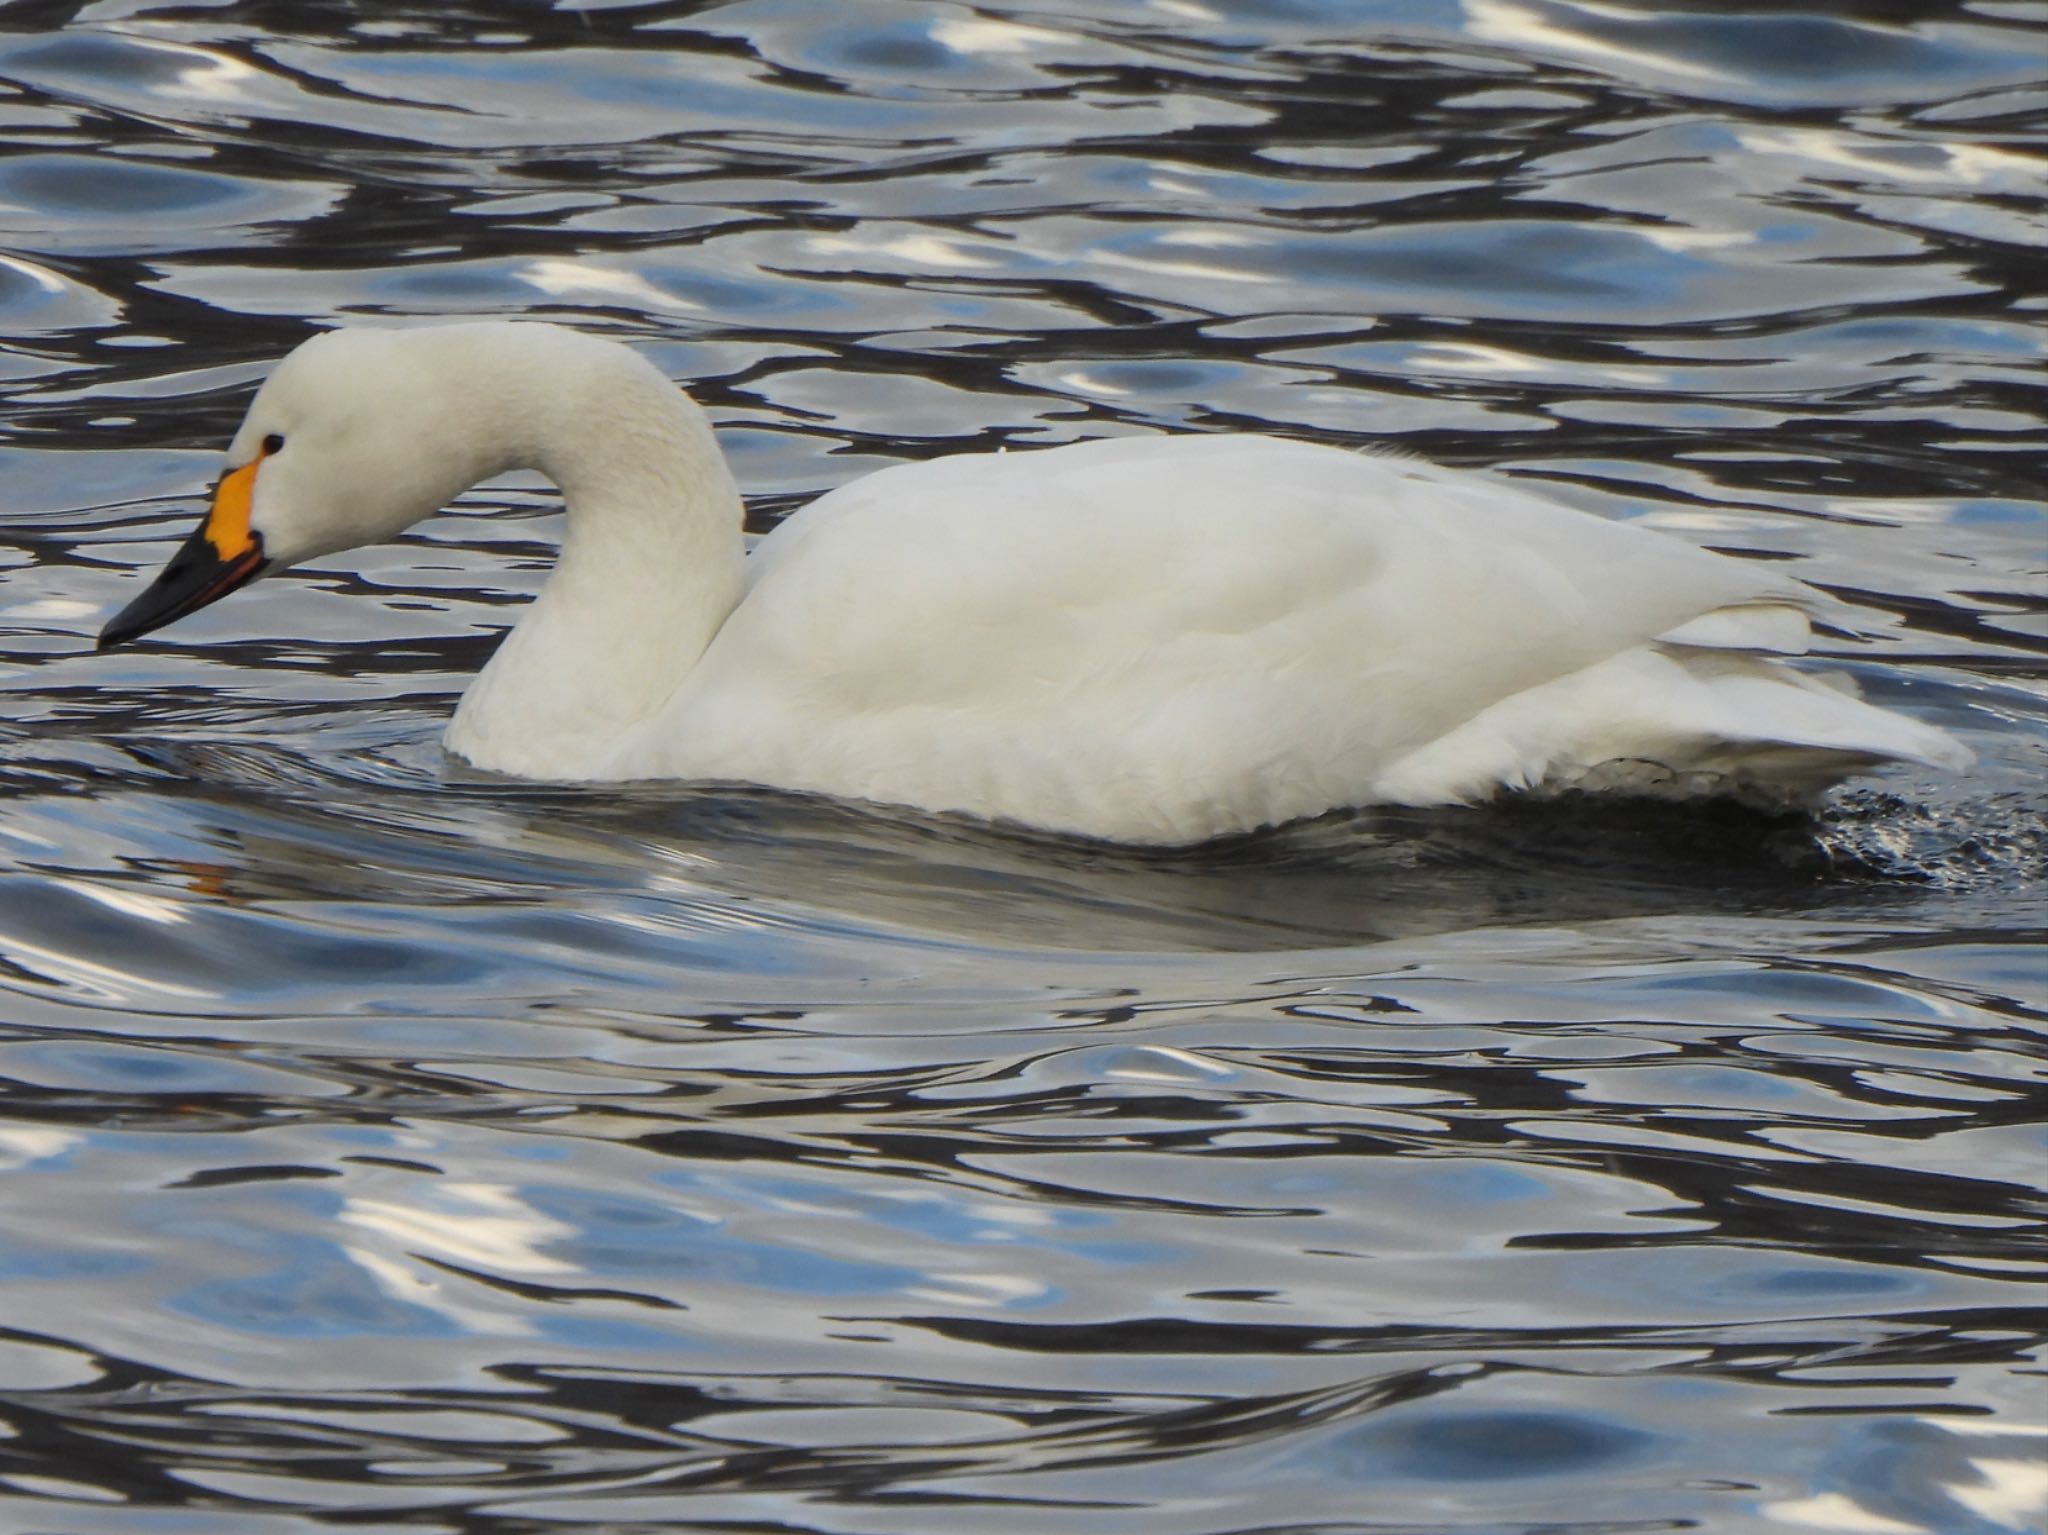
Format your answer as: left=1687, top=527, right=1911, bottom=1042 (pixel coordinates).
left=205, top=455, right=262, bottom=561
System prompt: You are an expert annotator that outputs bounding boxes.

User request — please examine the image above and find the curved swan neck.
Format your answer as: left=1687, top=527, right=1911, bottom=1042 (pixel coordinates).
left=438, top=325, right=746, bottom=777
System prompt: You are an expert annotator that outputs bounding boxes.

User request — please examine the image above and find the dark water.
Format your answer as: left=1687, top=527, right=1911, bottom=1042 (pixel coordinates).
left=2, top=2, right=2045, bottom=1531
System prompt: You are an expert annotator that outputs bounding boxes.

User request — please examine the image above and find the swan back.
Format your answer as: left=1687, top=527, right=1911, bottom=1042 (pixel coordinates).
left=625, top=436, right=1881, bottom=840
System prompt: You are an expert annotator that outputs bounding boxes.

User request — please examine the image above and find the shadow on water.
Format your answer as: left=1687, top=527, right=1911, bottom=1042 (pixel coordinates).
left=602, top=785, right=1991, bottom=952
left=27, top=717, right=2019, bottom=955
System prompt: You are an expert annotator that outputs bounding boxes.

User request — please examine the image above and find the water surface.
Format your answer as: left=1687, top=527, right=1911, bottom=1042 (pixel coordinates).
left=1, top=2, right=2044, bottom=1531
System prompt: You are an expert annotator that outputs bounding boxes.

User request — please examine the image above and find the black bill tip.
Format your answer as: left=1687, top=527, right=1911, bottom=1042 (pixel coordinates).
left=98, top=521, right=269, bottom=652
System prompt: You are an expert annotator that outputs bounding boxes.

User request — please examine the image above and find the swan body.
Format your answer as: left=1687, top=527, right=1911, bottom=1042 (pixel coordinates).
left=99, top=322, right=1968, bottom=844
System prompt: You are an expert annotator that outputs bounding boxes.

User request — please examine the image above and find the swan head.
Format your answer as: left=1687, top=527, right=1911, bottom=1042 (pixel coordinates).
left=98, top=325, right=557, bottom=651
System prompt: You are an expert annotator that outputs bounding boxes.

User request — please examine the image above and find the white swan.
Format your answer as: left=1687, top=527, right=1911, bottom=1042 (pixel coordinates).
left=98, top=321, right=1968, bottom=844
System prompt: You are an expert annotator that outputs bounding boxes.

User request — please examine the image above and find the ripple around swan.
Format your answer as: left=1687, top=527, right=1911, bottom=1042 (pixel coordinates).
left=0, top=1, right=2044, bottom=1532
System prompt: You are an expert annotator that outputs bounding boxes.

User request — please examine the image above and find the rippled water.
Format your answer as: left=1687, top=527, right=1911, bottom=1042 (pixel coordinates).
left=2, top=2, right=2044, bottom=1531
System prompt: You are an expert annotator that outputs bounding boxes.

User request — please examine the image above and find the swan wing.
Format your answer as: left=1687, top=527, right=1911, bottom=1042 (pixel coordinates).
left=633, top=436, right=1806, bottom=839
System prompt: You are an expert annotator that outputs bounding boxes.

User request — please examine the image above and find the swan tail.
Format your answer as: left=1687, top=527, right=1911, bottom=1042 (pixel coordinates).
left=1372, top=643, right=1970, bottom=809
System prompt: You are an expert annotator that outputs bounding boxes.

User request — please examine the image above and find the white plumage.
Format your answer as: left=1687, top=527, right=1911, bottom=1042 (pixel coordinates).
left=102, top=322, right=1968, bottom=844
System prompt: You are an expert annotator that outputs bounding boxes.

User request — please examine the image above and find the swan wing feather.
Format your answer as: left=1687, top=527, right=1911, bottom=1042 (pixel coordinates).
left=635, top=437, right=1805, bottom=838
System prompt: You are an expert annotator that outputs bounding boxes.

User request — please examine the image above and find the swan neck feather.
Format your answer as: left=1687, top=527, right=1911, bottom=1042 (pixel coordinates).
left=440, top=325, right=745, bottom=777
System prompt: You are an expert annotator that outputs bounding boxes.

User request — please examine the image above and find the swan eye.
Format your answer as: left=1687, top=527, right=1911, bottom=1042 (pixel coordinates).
left=262, top=432, right=285, bottom=456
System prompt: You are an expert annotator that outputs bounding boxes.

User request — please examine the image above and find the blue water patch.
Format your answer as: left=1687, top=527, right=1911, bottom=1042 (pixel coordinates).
left=0, top=154, right=340, bottom=257
left=1413, top=1162, right=1556, bottom=1205
left=523, top=1182, right=930, bottom=1297
left=1502, top=4, right=2048, bottom=107
left=1736, top=1266, right=1919, bottom=1298
left=1332, top=1408, right=1663, bottom=1482
left=0, top=1243, right=148, bottom=1282
left=1, top=155, right=261, bottom=220
left=1951, top=499, right=2044, bottom=527
left=0, top=1040, right=334, bottom=1095
left=0, top=32, right=197, bottom=91
left=169, top=1258, right=466, bottom=1340
left=0, top=253, right=120, bottom=333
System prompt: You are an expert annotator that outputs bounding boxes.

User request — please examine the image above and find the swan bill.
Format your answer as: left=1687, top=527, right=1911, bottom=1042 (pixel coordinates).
left=97, top=486, right=270, bottom=651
